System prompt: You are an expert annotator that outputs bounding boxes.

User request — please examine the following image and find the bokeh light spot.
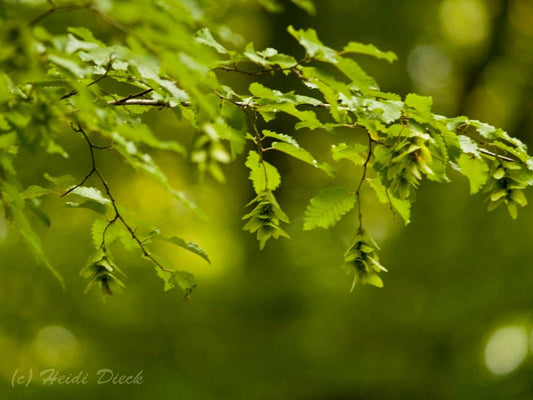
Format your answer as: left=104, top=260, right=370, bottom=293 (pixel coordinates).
left=484, top=325, right=528, bottom=375
left=439, top=0, right=489, bottom=47
left=408, top=45, right=452, bottom=89
left=35, top=325, right=81, bottom=368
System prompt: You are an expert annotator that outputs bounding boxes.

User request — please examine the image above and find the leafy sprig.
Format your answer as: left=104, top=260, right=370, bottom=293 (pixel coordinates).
left=1, top=0, right=532, bottom=296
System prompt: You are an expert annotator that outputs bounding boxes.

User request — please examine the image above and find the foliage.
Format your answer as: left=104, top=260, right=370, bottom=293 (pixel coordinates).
left=1, top=0, right=532, bottom=299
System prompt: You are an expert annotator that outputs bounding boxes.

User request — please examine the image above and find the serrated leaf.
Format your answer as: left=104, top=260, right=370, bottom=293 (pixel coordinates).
left=303, top=187, right=355, bottom=230
left=114, top=124, right=186, bottom=155
left=20, top=185, right=50, bottom=199
left=195, top=28, right=228, bottom=54
left=27, top=202, right=51, bottom=228
left=272, top=141, right=314, bottom=163
left=153, top=234, right=210, bottom=264
left=287, top=26, right=337, bottom=63
left=112, top=132, right=170, bottom=187
left=68, top=27, right=105, bottom=46
left=44, top=173, right=75, bottom=187
left=367, top=178, right=411, bottom=224
left=458, top=154, right=489, bottom=194
left=362, top=99, right=402, bottom=124
left=342, top=42, right=397, bottom=63
left=70, top=186, right=110, bottom=205
left=331, top=143, right=366, bottom=166
left=153, top=254, right=196, bottom=297
left=262, top=130, right=299, bottom=147
left=65, top=200, right=107, bottom=215
left=91, top=219, right=126, bottom=249
left=335, top=58, right=376, bottom=93
left=1, top=182, right=64, bottom=288
left=405, top=93, right=433, bottom=115
left=271, top=141, right=333, bottom=176
left=458, top=135, right=480, bottom=157
left=91, top=219, right=108, bottom=249
left=245, top=151, right=281, bottom=194
left=170, top=189, right=206, bottom=220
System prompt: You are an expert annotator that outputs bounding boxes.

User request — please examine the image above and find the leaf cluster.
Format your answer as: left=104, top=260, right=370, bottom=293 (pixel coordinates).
left=1, top=0, right=532, bottom=296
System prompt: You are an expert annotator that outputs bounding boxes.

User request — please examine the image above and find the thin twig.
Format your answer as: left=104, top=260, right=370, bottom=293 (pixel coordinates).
left=60, top=61, right=113, bottom=100
left=213, top=57, right=310, bottom=77
left=456, top=122, right=518, bottom=163
left=213, top=91, right=252, bottom=108
left=108, top=99, right=171, bottom=107
left=30, top=3, right=92, bottom=26
left=355, top=134, right=373, bottom=226
left=63, top=124, right=172, bottom=272
left=108, top=88, right=153, bottom=105
left=479, top=148, right=516, bottom=162
left=247, top=110, right=270, bottom=190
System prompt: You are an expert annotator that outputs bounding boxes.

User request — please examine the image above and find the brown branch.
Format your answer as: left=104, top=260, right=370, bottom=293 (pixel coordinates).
left=30, top=3, right=92, bottom=26
left=108, top=99, right=170, bottom=107
left=213, top=57, right=310, bottom=77
left=355, top=134, right=373, bottom=226
left=60, top=61, right=113, bottom=100
left=479, top=148, right=516, bottom=162
left=108, top=88, right=153, bottom=105
left=63, top=123, right=172, bottom=272
left=246, top=109, right=271, bottom=190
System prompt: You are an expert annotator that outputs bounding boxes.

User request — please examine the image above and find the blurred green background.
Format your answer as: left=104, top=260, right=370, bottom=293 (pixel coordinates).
left=2, top=0, right=533, bottom=398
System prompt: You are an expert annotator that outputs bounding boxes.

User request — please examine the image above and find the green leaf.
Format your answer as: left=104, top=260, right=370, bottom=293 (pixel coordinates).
left=303, top=187, right=355, bottom=230
left=47, top=54, right=90, bottom=77
left=70, top=186, right=111, bottom=205
left=153, top=233, right=210, bottom=264
left=287, top=26, right=337, bottom=63
left=331, top=143, right=367, bottom=166
left=367, top=178, right=411, bottom=225
left=290, top=0, right=316, bottom=15
left=65, top=200, right=108, bottom=215
left=361, top=273, right=384, bottom=288
left=170, top=189, right=206, bottom=220
left=195, top=28, right=228, bottom=55
left=20, top=185, right=50, bottom=199
left=335, top=58, right=376, bottom=93
left=458, top=154, right=489, bottom=194
left=262, top=130, right=299, bottom=147
left=27, top=202, right=51, bottom=228
left=342, top=42, right=397, bottom=63
left=271, top=141, right=312, bottom=162
left=112, top=132, right=170, bottom=186
left=457, top=135, right=480, bottom=157
left=271, top=141, right=333, bottom=176
left=257, top=0, right=283, bottom=12
left=245, top=151, right=281, bottom=194
left=405, top=93, right=433, bottom=119
left=91, top=219, right=109, bottom=249
left=44, top=173, right=76, bottom=187
left=114, top=124, right=186, bottom=155
left=1, top=182, right=64, bottom=288
left=67, top=27, right=105, bottom=46
left=209, top=119, right=246, bottom=159
left=153, top=254, right=196, bottom=298
left=362, top=99, right=402, bottom=124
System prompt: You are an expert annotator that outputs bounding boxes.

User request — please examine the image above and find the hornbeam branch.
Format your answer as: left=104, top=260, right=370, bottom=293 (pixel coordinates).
left=63, top=123, right=172, bottom=273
